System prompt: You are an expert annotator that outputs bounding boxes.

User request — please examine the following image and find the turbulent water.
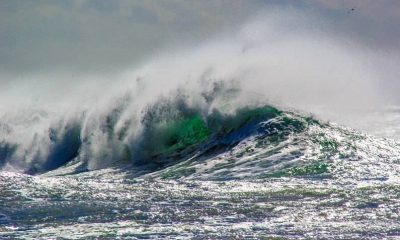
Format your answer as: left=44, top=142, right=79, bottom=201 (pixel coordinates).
left=2, top=4, right=400, bottom=238
left=1, top=99, right=400, bottom=239
left=0, top=24, right=399, bottom=237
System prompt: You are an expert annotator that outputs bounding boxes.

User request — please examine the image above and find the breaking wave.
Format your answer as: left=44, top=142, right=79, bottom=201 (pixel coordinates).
left=0, top=11, right=387, bottom=178
left=0, top=85, right=307, bottom=176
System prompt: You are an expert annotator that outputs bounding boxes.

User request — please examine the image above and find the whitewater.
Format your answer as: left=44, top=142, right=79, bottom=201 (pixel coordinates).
left=1, top=12, right=400, bottom=239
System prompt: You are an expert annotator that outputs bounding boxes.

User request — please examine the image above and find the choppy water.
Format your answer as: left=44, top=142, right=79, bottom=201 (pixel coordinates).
left=2, top=106, right=400, bottom=239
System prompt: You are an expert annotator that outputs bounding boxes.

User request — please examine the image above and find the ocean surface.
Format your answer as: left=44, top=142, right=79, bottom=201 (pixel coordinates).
left=1, top=102, right=400, bottom=239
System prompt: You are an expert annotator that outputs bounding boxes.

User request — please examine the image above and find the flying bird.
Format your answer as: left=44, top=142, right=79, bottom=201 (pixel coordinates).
left=347, top=8, right=355, bottom=14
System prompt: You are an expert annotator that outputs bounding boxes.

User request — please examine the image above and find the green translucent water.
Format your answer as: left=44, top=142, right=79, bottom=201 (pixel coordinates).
left=146, top=106, right=282, bottom=157
left=208, top=106, right=281, bottom=134
left=147, top=114, right=210, bottom=156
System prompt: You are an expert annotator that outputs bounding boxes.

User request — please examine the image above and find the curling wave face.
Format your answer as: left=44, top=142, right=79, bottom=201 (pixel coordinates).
left=2, top=92, right=400, bottom=183
left=0, top=89, right=307, bottom=176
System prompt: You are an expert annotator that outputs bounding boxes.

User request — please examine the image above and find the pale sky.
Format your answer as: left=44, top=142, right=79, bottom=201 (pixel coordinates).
left=1, top=0, right=400, bottom=101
